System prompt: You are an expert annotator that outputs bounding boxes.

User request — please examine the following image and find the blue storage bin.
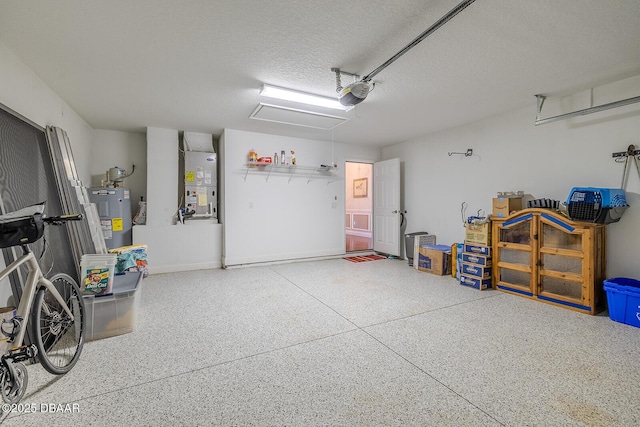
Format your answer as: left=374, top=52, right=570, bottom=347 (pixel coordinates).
left=603, top=277, right=640, bottom=328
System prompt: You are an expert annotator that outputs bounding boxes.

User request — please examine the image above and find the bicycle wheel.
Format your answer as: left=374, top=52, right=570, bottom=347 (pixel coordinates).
left=31, top=273, right=85, bottom=375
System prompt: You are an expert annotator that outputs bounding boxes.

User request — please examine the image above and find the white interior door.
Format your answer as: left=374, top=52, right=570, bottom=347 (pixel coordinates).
left=373, top=158, right=401, bottom=256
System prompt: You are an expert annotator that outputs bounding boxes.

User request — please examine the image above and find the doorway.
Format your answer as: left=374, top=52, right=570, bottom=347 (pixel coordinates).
left=345, top=162, right=373, bottom=252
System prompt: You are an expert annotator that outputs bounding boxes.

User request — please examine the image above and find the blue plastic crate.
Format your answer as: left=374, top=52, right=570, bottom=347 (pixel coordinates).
left=603, top=277, right=640, bottom=329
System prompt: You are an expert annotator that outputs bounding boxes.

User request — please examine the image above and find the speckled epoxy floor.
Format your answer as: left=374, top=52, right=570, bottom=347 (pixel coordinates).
left=3, top=257, right=640, bottom=426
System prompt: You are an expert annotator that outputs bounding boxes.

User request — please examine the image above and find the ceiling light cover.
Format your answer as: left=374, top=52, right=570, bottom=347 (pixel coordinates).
left=250, top=103, right=348, bottom=130
left=260, top=84, right=352, bottom=111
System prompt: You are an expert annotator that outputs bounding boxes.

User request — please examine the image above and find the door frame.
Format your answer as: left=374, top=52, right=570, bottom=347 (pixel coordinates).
left=344, top=160, right=374, bottom=253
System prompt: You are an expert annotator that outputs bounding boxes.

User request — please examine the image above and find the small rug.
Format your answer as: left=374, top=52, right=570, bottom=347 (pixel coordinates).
left=343, top=254, right=387, bottom=263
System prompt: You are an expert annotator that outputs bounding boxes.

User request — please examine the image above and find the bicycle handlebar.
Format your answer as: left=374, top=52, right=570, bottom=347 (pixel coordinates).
left=43, top=214, right=84, bottom=224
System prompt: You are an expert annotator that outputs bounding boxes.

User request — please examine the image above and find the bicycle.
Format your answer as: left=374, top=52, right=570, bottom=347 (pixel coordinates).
left=0, top=203, right=85, bottom=404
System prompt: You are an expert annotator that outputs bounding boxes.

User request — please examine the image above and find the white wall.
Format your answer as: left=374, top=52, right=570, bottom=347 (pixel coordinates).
left=133, top=219, right=222, bottom=273
left=132, top=127, right=222, bottom=273
left=91, top=129, right=147, bottom=216
left=0, top=41, right=93, bottom=184
left=382, top=76, right=640, bottom=279
left=221, top=129, right=380, bottom=266
left=2, top=39, right=268, bottom=275
left=145, top=127, right=179, bottom=226
left=0, top=41, right=95, bottom=304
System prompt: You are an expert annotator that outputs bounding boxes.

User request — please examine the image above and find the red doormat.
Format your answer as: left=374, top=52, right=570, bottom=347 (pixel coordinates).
left=343, top=254, right=387, bottom=263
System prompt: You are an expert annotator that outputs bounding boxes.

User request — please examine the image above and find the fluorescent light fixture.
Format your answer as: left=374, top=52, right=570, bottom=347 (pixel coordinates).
left=260, top=84, right=352, bottom=111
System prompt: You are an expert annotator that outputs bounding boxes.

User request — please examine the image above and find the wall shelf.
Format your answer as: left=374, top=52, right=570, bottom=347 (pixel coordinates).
left=243, top=163, right=338, bottom=183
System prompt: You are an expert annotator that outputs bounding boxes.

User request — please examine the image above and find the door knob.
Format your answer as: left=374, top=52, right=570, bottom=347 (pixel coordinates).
left=392, top=210, right=398, bottom=214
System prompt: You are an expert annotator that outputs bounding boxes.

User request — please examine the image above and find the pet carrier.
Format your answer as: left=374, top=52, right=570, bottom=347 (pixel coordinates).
left=566, top=187, right=628, bottom=224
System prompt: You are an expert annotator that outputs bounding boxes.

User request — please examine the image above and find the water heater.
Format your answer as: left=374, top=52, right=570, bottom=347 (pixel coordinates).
left=89, top=187, right=132, bottom=249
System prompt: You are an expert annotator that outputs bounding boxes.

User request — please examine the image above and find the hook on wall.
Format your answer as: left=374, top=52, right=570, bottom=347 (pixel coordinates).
left=448, top=148, right=473, bottom=157
left=612, top=144, right=640, bottom=162
left=612, top=144, right=640, bottom=189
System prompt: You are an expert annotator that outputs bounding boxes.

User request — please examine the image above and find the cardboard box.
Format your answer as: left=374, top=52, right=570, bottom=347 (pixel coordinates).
left=465, top=222, right=492, bottom=246
left=493, top=197, right=522, bottom=219
left=452, top=243, right=463, bottom=279
left=463, top=243, right=491, bottom=257
left=417, top=245, right=452, bottom=276
left=460, top=274, right=492, bottom=290
left=461, top=262, right=492, bottom=279
left=412, top=234, right=437, bottom=270
left=462, top=253, right=492, bottom=267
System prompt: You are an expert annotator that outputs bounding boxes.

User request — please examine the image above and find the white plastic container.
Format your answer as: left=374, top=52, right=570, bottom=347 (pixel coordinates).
left=83, top=272, right=142, bottom=341
left=80, top=254, right=117, bottom=295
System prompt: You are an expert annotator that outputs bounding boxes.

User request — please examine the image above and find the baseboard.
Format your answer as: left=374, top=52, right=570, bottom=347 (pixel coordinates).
left=147, top=261, right=222, bottom=275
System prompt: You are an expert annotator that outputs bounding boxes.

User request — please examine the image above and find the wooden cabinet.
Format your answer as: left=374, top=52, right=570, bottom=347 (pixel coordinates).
left=492, top=208, right=606, bottom=315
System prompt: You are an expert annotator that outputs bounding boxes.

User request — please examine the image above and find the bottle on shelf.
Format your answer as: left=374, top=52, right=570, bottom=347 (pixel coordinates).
left=248, top=148, right=258, bottom=163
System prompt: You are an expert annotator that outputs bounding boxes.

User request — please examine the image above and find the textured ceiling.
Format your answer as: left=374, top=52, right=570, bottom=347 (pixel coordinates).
left=1, top=0, right=640, bottom=147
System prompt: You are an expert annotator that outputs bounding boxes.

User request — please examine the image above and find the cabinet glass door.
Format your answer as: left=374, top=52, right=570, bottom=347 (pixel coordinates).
left=496, top=214, right=534, bottom=295
left=538, top=219, right=587, bottom=308
left=541, top=222, right=581, bottom=250
left=499, top=219, right=531, bottom=245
